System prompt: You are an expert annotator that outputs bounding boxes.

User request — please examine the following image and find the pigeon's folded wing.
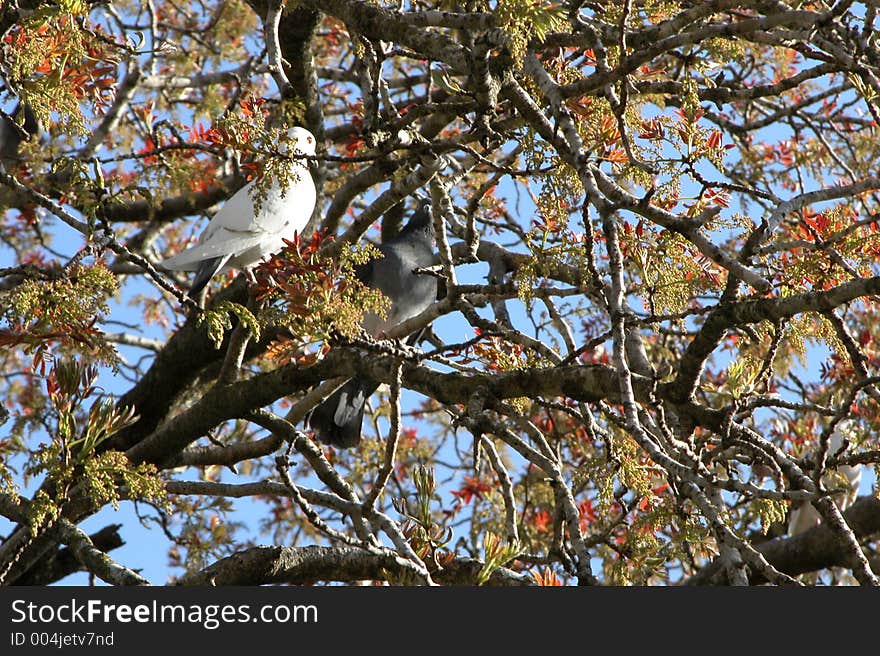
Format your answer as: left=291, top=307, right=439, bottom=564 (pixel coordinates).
left=205, top=180, right=260, bottom=232
left=254, top=174, right=314, bottom=230
left=212, top=176, right=308, bottom=235
left=161, top=232, right=272, bottom=271
left=353, top=255, right=376, bottom=286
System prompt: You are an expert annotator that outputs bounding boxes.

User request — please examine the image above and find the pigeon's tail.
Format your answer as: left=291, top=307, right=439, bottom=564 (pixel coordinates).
left=308, top=377, right=380, bottom=449
left=187, top=256, right=226, bottom=299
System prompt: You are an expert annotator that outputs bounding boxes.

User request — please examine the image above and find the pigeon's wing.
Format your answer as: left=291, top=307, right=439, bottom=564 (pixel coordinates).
left=197, top=176, right=307, bottom=238
left=353, top=247, right=381, bottom=286
left=250, top=170, right=315, bottom=234
left=787, top=502, right=818, bottom=537
left=358, top=244, right=402, bottom=294
left=160, top=181, right=259, bottom=271
left=161, top=232, right=271, bottom=271
left=391, top=262, right=437, bottom=325
left=361, top=241, right=437, bottom=332
left=201, top=180, right=260, bottom=236
left=372, top=247, right=410, bottom=297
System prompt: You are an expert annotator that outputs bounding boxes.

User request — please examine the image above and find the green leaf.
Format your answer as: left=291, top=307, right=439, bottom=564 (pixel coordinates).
left=477, top=532, right=520, bottom=585
left=198, top=301, right=261, bottom=349
left=751, top=498, right=788, bottom=535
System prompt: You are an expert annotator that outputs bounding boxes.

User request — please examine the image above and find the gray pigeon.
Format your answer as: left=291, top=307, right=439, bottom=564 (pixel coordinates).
left=309, top=198, right=437, bottom=448
left=0, top=102, right=39, bottom=168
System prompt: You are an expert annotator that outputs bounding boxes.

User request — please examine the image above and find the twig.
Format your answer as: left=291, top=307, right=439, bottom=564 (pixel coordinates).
left=264, top=1, right=292, bottom=96
left=363, top=362, right=403, bottom=510
left=480, top=436, right=519, bottom=543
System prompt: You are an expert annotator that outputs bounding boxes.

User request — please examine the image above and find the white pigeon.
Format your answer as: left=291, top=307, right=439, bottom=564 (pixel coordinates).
left=788, top=421, right=862, bottom=537
left=161, top=126, right=317, bottom=297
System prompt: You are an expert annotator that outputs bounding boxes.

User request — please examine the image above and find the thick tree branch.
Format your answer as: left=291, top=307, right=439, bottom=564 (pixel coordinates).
left=687, top=496, right=880, bottom=585
left=176, top=545, right=530, bottom=586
